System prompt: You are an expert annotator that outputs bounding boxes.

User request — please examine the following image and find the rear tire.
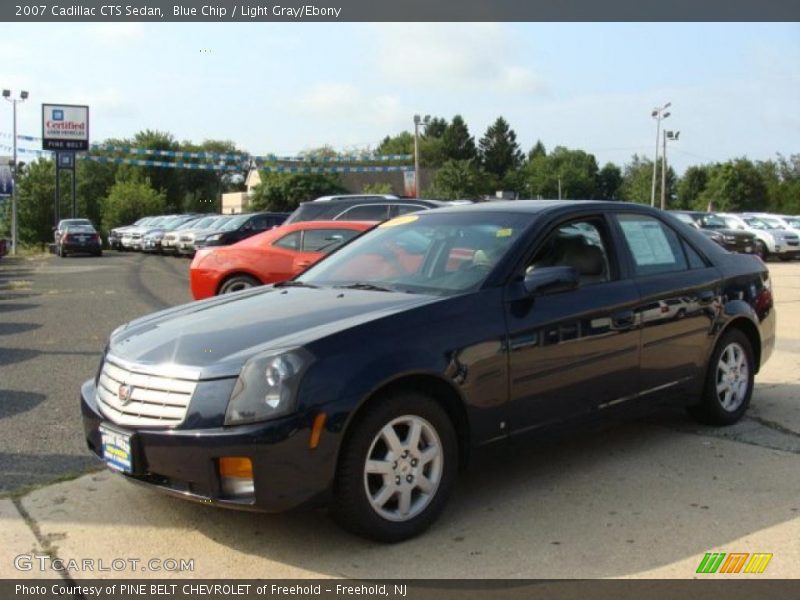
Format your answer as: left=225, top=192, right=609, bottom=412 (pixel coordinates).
left=218, top=274, right=260, bottom=295
left=332, top=391, right=458, bottom=542
left=688, top=329, right=754, bottom=426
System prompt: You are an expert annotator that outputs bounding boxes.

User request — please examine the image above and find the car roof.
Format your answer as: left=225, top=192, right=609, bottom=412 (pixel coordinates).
left=313, top=194, right=400, bottom=202
left=426, top=199, right=660, bottom=216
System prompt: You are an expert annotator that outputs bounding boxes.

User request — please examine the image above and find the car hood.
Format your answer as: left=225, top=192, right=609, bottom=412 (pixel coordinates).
left=108, top=286, right=439, bottom=379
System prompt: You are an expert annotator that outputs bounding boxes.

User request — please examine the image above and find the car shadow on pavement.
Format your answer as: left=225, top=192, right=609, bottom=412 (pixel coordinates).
left=0, top=390, right=46, bottom=419
left=0, top=322, right=42, bottom=336
left=0, top=452, right=98, bottom=494
left=20, top=392, right=800, bottom=579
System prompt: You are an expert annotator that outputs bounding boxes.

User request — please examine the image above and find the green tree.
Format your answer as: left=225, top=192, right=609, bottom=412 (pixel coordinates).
left=362, top=182, right=393, bottom=194
left=478, top=117, right=523, bottom=179
left=426, top=159, right=489, bottom=200
left=676, top=165, right=711, bottom=210
left=698, top=158, right=769, bottom=212
left=376, top=132, right=414, bottom=156
left=423, top=117, right=448, bottom=138
left=597, top=162, right=623, bottom=200
left=16, top=159, right=56, bottom=244
left=521, top=146, right=601, bottom=199
left=619, top=154, right=676, bottom=206
left=528, top=140, right=547, bottom=160
left=101, top=178, right=166, bottom=232
left=249, top=172, right=347, bottom=212
left=442, top=115, right=477, bottom=162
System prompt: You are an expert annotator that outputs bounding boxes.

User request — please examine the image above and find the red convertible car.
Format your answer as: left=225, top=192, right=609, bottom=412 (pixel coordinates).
left=190, top=220, right=373, bottom=299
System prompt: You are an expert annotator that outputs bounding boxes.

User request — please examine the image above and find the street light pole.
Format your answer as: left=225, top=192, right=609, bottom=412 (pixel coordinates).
left=3, top=89, right=28, bottom=256
left=413, top=115, right=420, bottom=198
left=661, top=130, right=680, bottom=211
left=650, top=102, right=671, bottom=207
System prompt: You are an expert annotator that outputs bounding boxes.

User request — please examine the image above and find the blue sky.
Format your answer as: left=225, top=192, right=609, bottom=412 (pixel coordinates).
left=2, top=22, right=798, bottom=172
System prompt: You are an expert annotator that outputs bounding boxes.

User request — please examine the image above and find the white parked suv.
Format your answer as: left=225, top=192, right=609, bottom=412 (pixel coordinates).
left=717, top=213, right=798, bottom=261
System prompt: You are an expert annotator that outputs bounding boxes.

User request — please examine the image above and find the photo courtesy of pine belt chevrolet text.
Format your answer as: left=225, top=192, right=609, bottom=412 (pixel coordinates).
left=80, top=200, right=775, bottom=542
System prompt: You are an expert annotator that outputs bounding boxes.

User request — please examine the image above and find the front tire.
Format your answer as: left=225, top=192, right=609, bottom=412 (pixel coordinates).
left=688, top=329, right=754, bottom=426
left=754, top=240, right=768, bottom=261
left=332, top=392, right=458, bottom=542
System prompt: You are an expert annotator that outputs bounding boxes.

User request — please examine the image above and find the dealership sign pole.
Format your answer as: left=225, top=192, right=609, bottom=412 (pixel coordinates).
left=42, top=103, right=89, bottom=223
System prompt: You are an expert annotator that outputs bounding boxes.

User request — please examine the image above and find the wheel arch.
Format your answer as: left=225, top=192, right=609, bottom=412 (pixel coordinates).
left=718, top=316, right=762, bottom=373
left=336, top=373, right=471, bottom=473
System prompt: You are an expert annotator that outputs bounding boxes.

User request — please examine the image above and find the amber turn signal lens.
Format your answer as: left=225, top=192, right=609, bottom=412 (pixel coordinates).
left=218, top=457, right=253, bottom=479
left=309, top=413, right=327, bottom=449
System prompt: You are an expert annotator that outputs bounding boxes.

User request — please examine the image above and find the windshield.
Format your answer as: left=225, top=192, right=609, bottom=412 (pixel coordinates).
left=786, top=218, right=800, bottom=229
left=758, top=216, right=784, bottom=229
left=297, top=212, right=534, bottom=295
left=743, top=217, right=769, bottom=230
left=186, top=216, right=218, bottom=230
left=164, top=217, right=195, bottom=231
left=219, top=215, right=249, bottom=231
left=209, top=216, right=234, bottom=230
left=701, top=214, right=729, bottom=229
left=673, top=213, right=696, bottom=226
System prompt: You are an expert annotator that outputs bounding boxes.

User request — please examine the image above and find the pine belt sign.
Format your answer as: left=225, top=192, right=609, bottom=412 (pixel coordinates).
left=42, top=104, right=89, bottom=151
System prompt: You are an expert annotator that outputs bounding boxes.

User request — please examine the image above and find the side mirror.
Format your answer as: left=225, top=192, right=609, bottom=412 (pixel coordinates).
left=523, top=266, right=579, bottom=296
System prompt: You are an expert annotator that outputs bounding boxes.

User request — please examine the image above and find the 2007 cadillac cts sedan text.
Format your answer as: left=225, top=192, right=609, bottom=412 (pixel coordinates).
left=80, top=201, right=775, bottom=541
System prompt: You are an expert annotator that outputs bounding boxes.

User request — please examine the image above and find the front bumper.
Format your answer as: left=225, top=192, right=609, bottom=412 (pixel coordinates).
left=80, top=379, right=334, bottom=512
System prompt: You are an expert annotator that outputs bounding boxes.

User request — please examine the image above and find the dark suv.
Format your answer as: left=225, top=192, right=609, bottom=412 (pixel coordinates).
left=285, top=195, right=446, bottom=224
left=195, top=212, right=290, bottom=249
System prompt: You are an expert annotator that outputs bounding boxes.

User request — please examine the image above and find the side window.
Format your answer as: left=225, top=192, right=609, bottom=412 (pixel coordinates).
left=683, top=241, right=707, bottom=269
left=336, top=204, right=390, bottom=221
left=393, top=204, right=427, bottom=217
left=617, top=214, right=688, bottom=276
left=250, top=216, right=268, bottom=231
left=273, top=231, right=301, bottom=250
left=302, top=229, right=360, bottom=253
left=527, top=219, right=612, bottom=286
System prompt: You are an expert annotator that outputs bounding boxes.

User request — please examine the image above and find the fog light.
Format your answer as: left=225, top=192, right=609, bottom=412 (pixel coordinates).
left=218, top=457, right=254, bottom=498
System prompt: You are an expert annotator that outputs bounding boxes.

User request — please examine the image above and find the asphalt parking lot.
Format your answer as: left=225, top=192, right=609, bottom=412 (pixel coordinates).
left=0, top=252, right=798, bottom=578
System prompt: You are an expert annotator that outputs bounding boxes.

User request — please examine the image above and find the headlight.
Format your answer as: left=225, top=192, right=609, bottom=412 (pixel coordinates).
left=224, top=348, right=312, bottom=426
left=724, top=235, right=736, bottom=242
left=206, top=233, right=222, bottom=242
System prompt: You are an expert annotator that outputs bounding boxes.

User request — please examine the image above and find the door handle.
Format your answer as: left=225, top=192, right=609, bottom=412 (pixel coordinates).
left=611, top=310, right=636, bottom=330
left=295, top=261, right=312, bottom=269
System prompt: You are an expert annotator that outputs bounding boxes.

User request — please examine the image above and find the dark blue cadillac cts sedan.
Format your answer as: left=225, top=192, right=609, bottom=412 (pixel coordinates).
left=81, top=201, right=775, bottom=541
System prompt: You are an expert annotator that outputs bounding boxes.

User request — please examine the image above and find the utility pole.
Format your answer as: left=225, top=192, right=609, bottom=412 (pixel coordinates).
left=650, top=102, right=671, bottom=207
left=3, top=89, right=29, bottom=256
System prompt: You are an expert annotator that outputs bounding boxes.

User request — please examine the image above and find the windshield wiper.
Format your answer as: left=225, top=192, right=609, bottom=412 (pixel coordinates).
left=335, top=282, right=395, bottom=292
left=274, top=280, right=318, bottom=289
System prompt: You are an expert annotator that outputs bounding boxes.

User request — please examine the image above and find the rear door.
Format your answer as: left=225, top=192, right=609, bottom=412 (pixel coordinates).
left=611, top=212, right=721, bottom=396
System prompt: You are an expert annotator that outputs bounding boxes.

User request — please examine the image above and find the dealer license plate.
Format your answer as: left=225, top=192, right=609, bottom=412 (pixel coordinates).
left=99, top=425, right=133, bottom=473
left=745, top=246, right=752, bottom=253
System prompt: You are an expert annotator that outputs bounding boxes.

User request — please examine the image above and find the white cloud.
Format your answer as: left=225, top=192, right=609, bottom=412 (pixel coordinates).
left=299, top=83, right=405, bottom=128
left=370, top=24, right=545, bottom=94
left=82, top=23, right=146, bottom=47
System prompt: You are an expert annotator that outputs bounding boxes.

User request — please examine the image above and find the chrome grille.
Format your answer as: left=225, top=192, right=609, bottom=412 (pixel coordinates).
left=96, top=358, right=197, bottom=428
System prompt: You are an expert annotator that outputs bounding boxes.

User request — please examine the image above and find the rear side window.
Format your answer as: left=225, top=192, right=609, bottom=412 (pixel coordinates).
left=302, top=229, right=361, bottom=253
left=393, top=204, right=429, bottom=217
left=616, top=214, right=688, bottom=276
left=335, top=204, right=391, bottom=221
left=273, top=231, right=301, bottom=250
left=683, top=241, right=708, bottom=269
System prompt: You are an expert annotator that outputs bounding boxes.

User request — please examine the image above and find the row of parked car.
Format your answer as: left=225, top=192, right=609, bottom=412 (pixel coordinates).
left=105, top=195, right=448, bottom=297
left=670, top=210, right=800, bottom=261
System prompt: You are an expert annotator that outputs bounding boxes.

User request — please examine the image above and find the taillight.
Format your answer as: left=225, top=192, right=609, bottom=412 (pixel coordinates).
left=94, top=233, right=101, bottom=241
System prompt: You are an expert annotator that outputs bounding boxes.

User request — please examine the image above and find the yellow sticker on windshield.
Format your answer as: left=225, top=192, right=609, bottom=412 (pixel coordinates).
left=380, top=215, right=419, bottom=228
left=496, top=228, right=513, bottom=237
